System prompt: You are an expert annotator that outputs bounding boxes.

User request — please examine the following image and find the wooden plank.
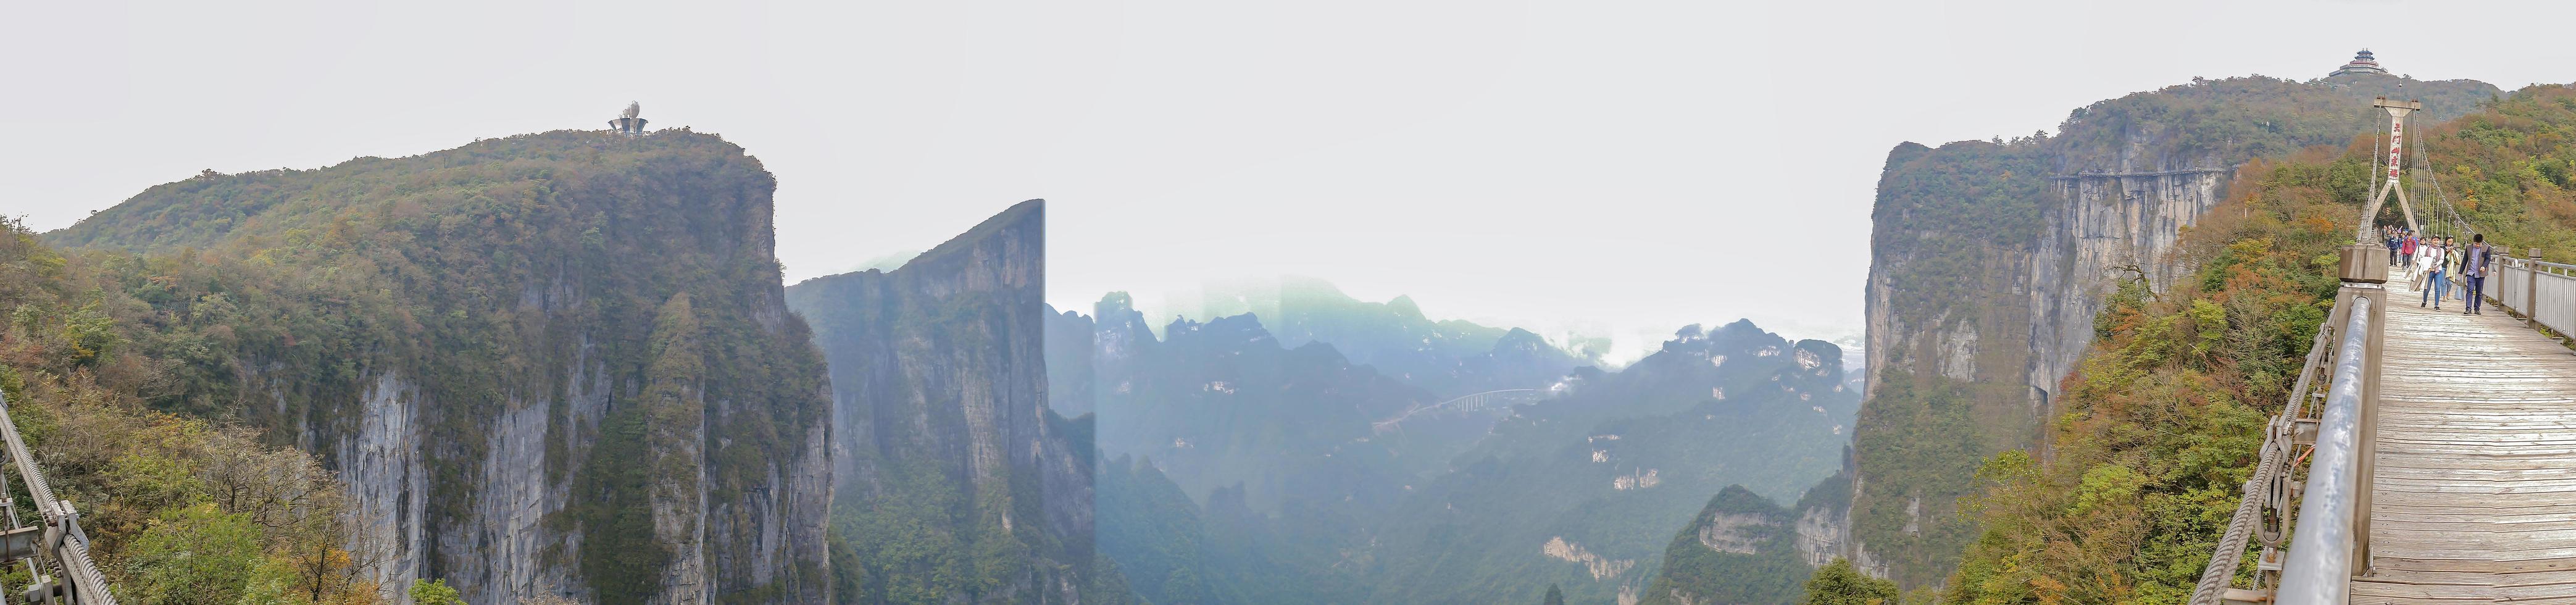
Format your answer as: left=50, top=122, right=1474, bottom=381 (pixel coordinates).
left=2353, top=274, right=2576, bottom=599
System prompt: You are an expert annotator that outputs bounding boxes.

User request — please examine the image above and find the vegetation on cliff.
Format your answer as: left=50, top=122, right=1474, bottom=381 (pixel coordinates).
left=1898, top=83, right=2576, bottom=604
left=1, top=215, right=385, bottom=603
left=32, top=130, right=834, bottom=602
left=1853, top=74, right=2499, bottom=586
left=1803, top=559, right=1898, bottom=605
left=2411, top=85, right=2576, bottom=256
left=1636, top=482, right=1852, bottom=605
left=1935, top=151, right=2354, bottom=603
left=788, top=201, right=1115, bottom=605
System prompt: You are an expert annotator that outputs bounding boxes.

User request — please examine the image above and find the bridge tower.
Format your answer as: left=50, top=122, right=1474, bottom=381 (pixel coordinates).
left=2357, top=97, right=2424, bottom=240
left=609, top=101, right=648, bottom=136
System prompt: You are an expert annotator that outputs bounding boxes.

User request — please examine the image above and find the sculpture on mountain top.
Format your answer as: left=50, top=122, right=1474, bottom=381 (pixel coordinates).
left=611, top=101, right=649, bottom=136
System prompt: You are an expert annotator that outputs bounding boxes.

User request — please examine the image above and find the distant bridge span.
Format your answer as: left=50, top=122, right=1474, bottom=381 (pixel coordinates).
left=1370, top=388, right=1544, bottom=433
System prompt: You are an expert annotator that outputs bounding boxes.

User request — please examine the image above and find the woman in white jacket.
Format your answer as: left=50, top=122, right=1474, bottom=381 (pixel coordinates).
left=2420, top=239, right=2450, bottom=310
left=2414, top=238, right=2443, bottom=282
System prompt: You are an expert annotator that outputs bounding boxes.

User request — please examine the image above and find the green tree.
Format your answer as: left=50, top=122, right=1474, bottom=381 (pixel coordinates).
left=1543, top=584, right=1566, bottom=605
left=123, top=504, right=265, bottom=605
left=408, top=579, right=465, bottom=605
left=1803, top=559, right=1896, bottom=605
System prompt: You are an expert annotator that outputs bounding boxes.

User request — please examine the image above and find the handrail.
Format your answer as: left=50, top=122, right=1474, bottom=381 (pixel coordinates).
left=2188, top=320, right=2335, bottom=604
left=2277, top=294, right=2376, bottom=604
left=0, top=391, right=118, bottom=604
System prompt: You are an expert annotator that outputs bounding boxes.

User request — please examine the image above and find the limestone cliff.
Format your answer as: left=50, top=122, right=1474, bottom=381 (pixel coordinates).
left=52, top=130, right=836, bottom=604
left=1636, top=472, right=1854, bottom=605
left=1845, top=74, right=2498, bottom=586
left=787, top=200, right=1106, bottom=604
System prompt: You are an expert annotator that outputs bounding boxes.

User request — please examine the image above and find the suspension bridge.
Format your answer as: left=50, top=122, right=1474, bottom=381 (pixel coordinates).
left=2193, top=96, right=2576, bottom=604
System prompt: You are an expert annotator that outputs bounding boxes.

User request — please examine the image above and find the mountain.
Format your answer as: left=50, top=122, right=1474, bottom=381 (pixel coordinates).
left=1847, top=72, right=2498, bottom=586
left=1365, top=321, right=1857, bottom=604
left=47, top=130, right=833, bottom=603
left=1080, top=298, right=1454, bottom=534
left=1926, top=83, right=2576, bottom=602
left=1067, top=291, right=1559, bottom=512
left=785, top=200, right=1111, bottom=604
left=1636, top=474, right=1853, bottom=605
left=1178, top=277, right=1601, bottom=398
left=1064, top=290, right=1859, bottom=603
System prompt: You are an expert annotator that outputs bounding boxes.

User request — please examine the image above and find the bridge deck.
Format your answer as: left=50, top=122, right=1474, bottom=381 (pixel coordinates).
left=2354, top=274, right=2576, bottom=604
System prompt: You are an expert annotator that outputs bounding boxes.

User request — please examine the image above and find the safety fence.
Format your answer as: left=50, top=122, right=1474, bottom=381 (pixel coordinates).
left=2483, top=254, right=2576, bottom=338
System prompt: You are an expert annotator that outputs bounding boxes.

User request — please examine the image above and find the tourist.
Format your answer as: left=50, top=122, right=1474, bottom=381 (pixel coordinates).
left=2406, top=235, right=2428, bottom=282
left=2449, top=237, right=2469, bottom=302
left=2402, top=231, right=2417, bottom=267
left=2422, top=237, right=2448, bottom=310
left=2388, top=228, right=2404, bottom=267
left=2465, top=234, right=2491, bottom=315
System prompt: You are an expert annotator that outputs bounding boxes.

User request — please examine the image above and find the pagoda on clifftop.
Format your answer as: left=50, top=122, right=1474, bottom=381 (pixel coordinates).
left=2330, top=49, right=2389, bottom=77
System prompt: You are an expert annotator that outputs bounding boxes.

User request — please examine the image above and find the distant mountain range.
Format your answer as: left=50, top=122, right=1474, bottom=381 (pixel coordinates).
left=1056, top=283, right=1859, bottom=603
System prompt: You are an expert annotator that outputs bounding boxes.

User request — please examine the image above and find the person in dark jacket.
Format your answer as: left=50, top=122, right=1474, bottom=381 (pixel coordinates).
left=2464, top=234, right=2491, bottom=315
left=2388, top=229, right=2404, bottom=267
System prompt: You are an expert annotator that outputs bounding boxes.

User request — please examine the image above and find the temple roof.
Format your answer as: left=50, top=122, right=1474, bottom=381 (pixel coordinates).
left=2332, top=49, right=2388, bottom=77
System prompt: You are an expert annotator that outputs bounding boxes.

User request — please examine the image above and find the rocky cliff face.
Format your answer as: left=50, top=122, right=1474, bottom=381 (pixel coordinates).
left=1846, top=74, right=2499, bottom=586
left=787, top=200, right=1103, bottom=604
left=57, top=130, right=836, bottom=604
left=1635, top=468, right=1855, bottom=605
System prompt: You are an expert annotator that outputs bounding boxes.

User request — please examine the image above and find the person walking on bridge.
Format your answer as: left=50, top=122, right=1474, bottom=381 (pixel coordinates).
left=2449, top=236, right=2471, bottom=302
left=2405, top=234, right=2429, bottom=282
left=2387, top=228, right=2404, bottom=267
left=2464, top=234, right=2493, bottom=315
left=2422, top=236, right=2450, bottom=310
left=2402, top=231, right=2419, bottom=267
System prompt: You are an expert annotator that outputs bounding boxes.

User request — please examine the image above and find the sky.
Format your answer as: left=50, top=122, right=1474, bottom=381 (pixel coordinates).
left=10, top=0, right=2575, bottom=363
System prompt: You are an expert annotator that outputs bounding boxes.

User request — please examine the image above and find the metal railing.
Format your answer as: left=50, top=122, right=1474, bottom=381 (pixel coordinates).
left=2276, top=295, right=2375, bottom=603
left=2483, top=254, right=2576, bottom=338
left=0, top=391, right=117, bottom=604
left=2191, top=248, right=2390, bottom=605
left=2186, top=320, right=2333, bottom=604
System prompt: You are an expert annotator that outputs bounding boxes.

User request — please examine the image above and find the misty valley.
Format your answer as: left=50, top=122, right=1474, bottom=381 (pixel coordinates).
left=1059, top=283, right=1861, bottom=604
left=17, top=19, right=2576, bottom=605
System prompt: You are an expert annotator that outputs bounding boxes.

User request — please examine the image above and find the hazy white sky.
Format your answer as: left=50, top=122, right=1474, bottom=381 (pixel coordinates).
left=10, top=1, right=2574, bottom=361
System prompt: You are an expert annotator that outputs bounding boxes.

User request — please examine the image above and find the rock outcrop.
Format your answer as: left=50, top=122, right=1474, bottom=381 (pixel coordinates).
left=55, top=130, right=837, bottom=604
left=1635, top=477, right=1854, bottom=605
left=788, top=200, right=1104, bottom=604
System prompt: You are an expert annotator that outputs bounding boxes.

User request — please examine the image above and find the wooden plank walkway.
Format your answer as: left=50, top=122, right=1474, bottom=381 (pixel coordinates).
left=2354, top=273, right=2576, bottom=604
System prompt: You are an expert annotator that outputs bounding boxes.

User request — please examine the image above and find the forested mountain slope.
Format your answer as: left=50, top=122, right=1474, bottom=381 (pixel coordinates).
left=1636, top=477, right=1854, bottom=605
left=1850, top=73, right=2497, bottom=586
left=2, top=217, right=394, bottom=603
left=1914, top=81, right=2576, bottom=604
left=41, top=130, right=833, bottom=603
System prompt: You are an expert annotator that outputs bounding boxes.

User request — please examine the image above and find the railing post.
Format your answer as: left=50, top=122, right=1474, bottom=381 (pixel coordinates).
left=2530, top=248, right=2544, bottom=330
